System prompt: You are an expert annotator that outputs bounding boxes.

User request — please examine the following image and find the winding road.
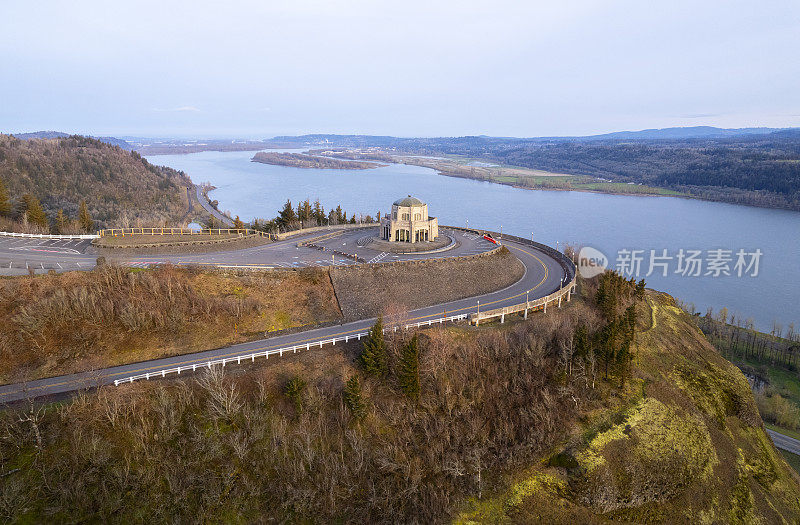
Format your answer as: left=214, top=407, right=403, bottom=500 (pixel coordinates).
left=0, top=227, right=570, bottom=404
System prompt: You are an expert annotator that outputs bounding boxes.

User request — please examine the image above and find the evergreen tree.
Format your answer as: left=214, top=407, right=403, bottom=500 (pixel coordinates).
left=233, top=215, right=245, bottom=229
left=285, top=376, right=307, bottom=415
left=573, top=324, right=590, bottom=360
left=278, top=199, right=296, bottom=228
left=397, top=334, right=421, bottom=402
left=78, top=200, right=93, bottom=233
left=53, top=208, right=67, bottom=234
left=301, top=199, right=312, bottom=223
left=360, top=317, right=388, bottom=376
left=335, top=205, right=343, bottom=223
left=0, top=177, right=10, bottom=217
left=312, top=199, right=324, bottom=225
left=349, top=215, right=356, bottom=224
left=635, top=279, right=646, bottom=298
left=22, top=194, right=48, bottom=228
left=343, top=376, right=366, bottom=420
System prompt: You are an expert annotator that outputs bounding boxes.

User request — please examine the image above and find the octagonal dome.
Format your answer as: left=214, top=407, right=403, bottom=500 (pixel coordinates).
left=393, top=195, right=425, bottom=207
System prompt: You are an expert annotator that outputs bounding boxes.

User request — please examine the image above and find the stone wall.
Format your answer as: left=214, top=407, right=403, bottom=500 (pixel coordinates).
left=330, top=246, right=524, bottom=321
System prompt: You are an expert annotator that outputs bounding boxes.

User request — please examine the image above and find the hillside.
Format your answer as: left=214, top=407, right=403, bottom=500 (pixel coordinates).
left=0, top=134, right=192, bottom=230
left=1, top=280, right=797, bottom=522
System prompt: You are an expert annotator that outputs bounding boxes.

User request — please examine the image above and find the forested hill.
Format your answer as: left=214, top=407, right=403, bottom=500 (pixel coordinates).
left=0, top=134, right=192, bottom=231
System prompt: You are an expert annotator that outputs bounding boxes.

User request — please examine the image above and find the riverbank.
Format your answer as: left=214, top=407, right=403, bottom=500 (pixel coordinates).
left=252, top=151, right=384, bottom=170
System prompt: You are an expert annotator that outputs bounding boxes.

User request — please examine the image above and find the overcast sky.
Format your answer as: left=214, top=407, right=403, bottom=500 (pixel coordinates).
left=2, top=0, right=799, bottom=138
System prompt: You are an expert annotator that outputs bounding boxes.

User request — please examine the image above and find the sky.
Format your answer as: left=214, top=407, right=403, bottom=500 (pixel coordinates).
left=2, top=0, right=799, bottom=138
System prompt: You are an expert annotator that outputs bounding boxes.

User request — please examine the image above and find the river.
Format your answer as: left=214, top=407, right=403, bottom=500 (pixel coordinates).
left=146, top=150, right=800, bottom=332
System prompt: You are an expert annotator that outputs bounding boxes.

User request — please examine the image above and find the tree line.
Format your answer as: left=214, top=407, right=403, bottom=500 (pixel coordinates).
left=249, top=198, right=380, bottom=233
left=0, top=177, right=94, bottom=234
left=0, top=133, right=192, bottom=228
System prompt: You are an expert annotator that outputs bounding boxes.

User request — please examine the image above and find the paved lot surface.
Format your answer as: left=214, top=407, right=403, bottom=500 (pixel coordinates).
left=0, top=230, right=568, bottom=403
left=0, top=227, right=492, bottom=274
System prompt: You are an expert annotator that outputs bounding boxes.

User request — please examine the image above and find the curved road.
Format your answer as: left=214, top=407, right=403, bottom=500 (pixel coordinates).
left=0, top=228, right=568, bottom=403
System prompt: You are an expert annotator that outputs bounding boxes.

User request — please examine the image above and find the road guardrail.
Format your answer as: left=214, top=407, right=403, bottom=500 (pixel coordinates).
left=113, top=313, right=470, bottom=386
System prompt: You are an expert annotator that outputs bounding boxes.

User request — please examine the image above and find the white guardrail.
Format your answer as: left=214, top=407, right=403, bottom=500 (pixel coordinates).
left=114, top=313, right=470, bottom=386
left=0, top=231, right=99, bottom=240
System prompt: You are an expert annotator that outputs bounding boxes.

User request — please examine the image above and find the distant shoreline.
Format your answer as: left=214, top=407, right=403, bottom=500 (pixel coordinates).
left=251, top=151, right=384, bottom=170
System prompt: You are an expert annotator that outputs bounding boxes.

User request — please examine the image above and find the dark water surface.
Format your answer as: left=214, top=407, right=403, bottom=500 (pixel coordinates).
left=146, top=150, right=800, bottom=331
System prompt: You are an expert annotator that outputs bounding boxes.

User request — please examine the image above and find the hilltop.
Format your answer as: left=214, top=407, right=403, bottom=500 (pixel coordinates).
left=0, top=134, right=192, bottom=230
left=1, top=278, right=797, bottom=522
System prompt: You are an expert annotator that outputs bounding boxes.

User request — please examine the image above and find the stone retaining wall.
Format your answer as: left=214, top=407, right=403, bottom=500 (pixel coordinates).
left=330, top=246, right=523, bottom=321
left=96, top=234, right=272, bottom=255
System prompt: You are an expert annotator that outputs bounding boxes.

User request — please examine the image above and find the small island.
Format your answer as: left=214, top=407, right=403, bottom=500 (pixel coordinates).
left=251, top=151, right=384, bottom=170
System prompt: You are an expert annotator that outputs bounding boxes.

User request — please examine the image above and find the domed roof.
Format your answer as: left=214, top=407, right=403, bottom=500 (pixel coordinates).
left=393, top=195, right=425, bottom=207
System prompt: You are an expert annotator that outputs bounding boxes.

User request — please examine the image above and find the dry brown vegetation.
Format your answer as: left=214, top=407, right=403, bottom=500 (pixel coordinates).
left=0, top=134, right=192, bottom=229
left=0, top=265, right=342, bottom=383
left=1, top=288, right=798, bottom=522
left=331, top=246, right=524, bottom=320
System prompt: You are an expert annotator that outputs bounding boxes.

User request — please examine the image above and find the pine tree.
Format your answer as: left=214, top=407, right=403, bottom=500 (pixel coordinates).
left=78, top=200, right=93, bottom=233
left=22, top=194, right=48, bottom=228
left=343, top=376, right=366, bottom=420
left=360, top=317, right=388, bottom=376
left=397, top=334, right=421, bottom=402
left=233, top=215, right=245, bottom=229
left=312, top=199, right=324, bottom=225
left=0, top=177, right=10, bottom=217
left=635, top=279, right=646, bottom=298
left=53, top=208, right=67, bottom=234
left=285, top=376, right=307, bottom=415
left=278, top=199, right=296, bottom=228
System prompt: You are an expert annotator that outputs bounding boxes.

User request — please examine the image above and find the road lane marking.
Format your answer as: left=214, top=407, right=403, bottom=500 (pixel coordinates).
left=0, top=240, right=562, bottom=399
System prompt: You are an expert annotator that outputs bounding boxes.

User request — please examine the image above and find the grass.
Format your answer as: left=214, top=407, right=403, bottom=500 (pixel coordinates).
left=0, top=265, right=342, bottom=384
left=780, top=449, right=800, bottom=474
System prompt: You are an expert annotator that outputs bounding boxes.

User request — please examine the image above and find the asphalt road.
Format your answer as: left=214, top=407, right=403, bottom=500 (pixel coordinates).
left=0, top=227, right=494, bottom=274
left=0, top=229, right=566, bottom=403
left=195, top=185, right=234, bottom=226
left=767, top=429, right=800, bottom=455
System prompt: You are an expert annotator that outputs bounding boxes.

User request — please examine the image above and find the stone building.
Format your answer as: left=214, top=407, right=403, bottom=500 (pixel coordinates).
left=380, top=196, right=439, bottom=243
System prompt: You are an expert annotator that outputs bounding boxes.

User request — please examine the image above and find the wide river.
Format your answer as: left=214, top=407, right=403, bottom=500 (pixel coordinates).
left=146, top=150, right=800, bottom=332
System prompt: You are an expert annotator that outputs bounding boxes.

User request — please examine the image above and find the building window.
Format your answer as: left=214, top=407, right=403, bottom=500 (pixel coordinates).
left=402, top=213, right=409, bottom=220
left=414, top=213, right=421, bottom=220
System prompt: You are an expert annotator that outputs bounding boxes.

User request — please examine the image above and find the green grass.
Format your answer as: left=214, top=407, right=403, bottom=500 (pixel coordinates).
left=766, top=423, right=800, bottom=442
left=729, top=354, right=800, bottom=406
left=576, top=182, right=685, bottom=196
left=779, top=449, right=800, bottom=475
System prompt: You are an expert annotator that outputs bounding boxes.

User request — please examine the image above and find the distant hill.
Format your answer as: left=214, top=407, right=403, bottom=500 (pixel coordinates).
left=14, top=131, right=134, bottom=150
left=578, top=126, right=788, bottom=141
left=0, top=134, right=192, bottom=230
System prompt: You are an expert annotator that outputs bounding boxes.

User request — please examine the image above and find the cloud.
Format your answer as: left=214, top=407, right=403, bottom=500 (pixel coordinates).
left=676, top=112, right=723, bottom=119
left=152, top=106, right=201, bottom=113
